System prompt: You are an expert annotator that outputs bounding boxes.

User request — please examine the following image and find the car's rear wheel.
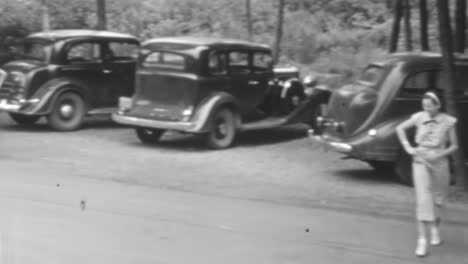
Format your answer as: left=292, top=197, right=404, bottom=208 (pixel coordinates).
left=393, top=151, right=413, bottom=186
left=205, top=108, right=236, bottom=149
left=47, top=92, right=86, bottom=131
left=135, top=128, right=165, bottom=144
left=9, top=113, right=41, bottom=126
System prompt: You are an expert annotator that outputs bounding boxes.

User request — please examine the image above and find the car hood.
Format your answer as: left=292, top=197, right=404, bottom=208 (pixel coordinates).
left=2, top=60, right=46, bottom=74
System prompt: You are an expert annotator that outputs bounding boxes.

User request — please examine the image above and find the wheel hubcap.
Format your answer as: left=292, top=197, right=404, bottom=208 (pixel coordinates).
left=59, top=104, right=74, bottom=119
left=215, top=120, right=228, bottom=139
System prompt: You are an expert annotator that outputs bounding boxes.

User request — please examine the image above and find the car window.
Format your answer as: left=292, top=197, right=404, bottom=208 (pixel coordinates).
left=143, top=51, right=186, bottom=70
left=359, top=66, right=384, bottom=85
left=67, top=42, right=101, bottom=64
left=107, top=42, right=138, bottom=61
left=228, top=51, right=250, bottom=74
left=402, top=71, right=437, bottom=92
left=253, top=52, right=272, bottom=73
left=208, top=51, right=227, bottom=75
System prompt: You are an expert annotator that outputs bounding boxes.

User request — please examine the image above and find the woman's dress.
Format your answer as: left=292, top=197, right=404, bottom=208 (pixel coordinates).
left=409, top=111, right=457, bottom=221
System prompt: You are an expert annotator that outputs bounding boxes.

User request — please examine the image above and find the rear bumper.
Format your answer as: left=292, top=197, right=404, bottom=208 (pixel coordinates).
left=307, top=129, right=353, bottom=154
left=307, top=129, right=398, bottom=161
left=0, top=98, right=40, bottom=113
left=112, top=112, right=200, bottom=132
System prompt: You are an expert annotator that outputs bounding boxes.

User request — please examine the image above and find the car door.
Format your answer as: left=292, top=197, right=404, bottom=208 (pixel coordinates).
left=59, top=40, right=105, bottom=108
left=101, top=40, right=139, bottom=107
left=227, top=50, right=268, bottom=116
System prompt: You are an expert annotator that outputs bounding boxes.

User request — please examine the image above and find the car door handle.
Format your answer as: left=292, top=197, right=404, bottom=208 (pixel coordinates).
left=103, top=69, right=112, bottom=74
left=248, top=80, right=259, bottom=85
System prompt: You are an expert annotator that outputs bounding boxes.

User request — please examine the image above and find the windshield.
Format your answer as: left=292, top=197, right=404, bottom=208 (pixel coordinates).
left=15, top=39, right=53, bottom=62
left=358, top=65, right=384, bottom=85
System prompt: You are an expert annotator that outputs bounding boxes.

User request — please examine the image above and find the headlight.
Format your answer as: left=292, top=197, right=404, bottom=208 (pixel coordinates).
left=182, top=106, right=193, bottom=117
left=368, top=129, right=377, bottom=137
left=10, top=71, right=26, bottom=87
left=284, top=80, right=292, bottom=89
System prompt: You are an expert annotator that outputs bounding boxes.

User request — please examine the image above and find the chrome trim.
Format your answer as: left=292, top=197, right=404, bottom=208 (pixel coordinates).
left=308, top=130, right=353, bottom=154
left=0, top=99, right=21, bottom=111
left=112, top=113, right=198, bottom=132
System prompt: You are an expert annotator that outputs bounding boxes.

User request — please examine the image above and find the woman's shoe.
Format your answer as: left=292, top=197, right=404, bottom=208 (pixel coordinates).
left=415, top=238, right=428, bottom=257
left=431, top=228, right=442, bottom=246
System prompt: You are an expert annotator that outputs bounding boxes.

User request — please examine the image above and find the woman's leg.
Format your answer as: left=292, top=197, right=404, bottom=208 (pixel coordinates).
left=413, top=160, right=434, bottom=256
left=415, top=221, right=428, bottom=256
left=429, top=158, right=450, bottom=245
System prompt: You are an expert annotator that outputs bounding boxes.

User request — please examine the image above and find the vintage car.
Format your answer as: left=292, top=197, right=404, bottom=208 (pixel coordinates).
left=112, top=37, right=328, bottom=149
left=0, top=29, right=139, bottom=130
left=309, top=52, right=468, bottom=185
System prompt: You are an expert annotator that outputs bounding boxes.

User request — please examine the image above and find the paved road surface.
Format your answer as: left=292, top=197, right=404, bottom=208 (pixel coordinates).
left=1, top=114, right=467, bottom=263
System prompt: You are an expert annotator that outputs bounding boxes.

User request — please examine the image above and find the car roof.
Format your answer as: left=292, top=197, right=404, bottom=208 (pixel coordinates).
left=26, top=29, right=138, bottom=42
left=142, top=37, right=271, bottom=51
left=372, top=52, right=468, bottom=69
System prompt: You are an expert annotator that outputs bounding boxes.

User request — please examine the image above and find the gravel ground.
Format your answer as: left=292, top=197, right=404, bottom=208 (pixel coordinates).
left=0, top=113, right=466, bottom=218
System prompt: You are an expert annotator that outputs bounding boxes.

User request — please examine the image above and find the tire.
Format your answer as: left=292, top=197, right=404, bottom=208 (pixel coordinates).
left=393, top=151, right=413, bottom=186
left=205, top=108, right=236, bottom=149
left=135, top=128, right=165, bottom=144
left=9, top=113, right=41, bottom=126
left=47, top=92, right=86, bottom=131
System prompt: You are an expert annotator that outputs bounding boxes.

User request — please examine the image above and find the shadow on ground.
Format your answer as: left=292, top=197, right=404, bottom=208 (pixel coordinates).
left=128, top=125, right=309, bottom=152
left=333, top=168, right=400, bottom=185
left=0, top=117, right=126, bottom=132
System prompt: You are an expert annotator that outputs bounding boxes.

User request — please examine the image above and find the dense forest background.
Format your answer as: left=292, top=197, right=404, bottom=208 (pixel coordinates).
left=0, top=0, right=443, bottom=84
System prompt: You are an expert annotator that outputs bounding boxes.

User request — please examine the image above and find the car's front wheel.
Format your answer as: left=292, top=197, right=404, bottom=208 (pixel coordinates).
left=205, top=108, right=237, bottom=149
left=135, top=128, right=165, bottom=144
left=47, top=92, right=86, bottom=131
left=9, top=113, right=41, bottom=126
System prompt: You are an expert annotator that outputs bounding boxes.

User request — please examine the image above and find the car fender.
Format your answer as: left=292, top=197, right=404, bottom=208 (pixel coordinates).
left=190, top=92, right=240, bottom=133
left=348, top=117, right=408, bottom=161
left=23, top=78, right=90, bottom=115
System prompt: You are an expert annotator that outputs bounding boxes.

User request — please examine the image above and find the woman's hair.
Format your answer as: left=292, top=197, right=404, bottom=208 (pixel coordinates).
left=423, top=90, right=443, bottom=107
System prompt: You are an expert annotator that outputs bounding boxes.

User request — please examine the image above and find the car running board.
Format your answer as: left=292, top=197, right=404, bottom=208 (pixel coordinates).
left=240, top=117, right=289, bottom=131
left=87, top=107, right=117, bottom=115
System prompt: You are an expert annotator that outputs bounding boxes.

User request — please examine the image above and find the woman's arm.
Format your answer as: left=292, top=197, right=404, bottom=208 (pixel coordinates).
left=435, top=126, right=459, bottom=159
left=396, top=117, right=417, bottom=155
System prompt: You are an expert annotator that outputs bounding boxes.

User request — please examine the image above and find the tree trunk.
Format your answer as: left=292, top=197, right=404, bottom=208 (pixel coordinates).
left=455, top=0, right=467, bottom=53
left=437, top=0, right=468, bottom=189
left=41, top=0, right=50, bottom=31
left=246, top=0, right=253, bottom=41
left=96, top=0, right=107, bottom=30
left=273, top=0, right=285, bottom=64
left=419, top=0, right=429, bottom=51
left=403, top=0, right=413, bottom=51
left=390, top=0, right=404, bottom=52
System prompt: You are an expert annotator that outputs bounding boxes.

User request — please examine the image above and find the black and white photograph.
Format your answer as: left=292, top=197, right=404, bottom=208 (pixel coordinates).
left=0, top=0, right=468, bottom=263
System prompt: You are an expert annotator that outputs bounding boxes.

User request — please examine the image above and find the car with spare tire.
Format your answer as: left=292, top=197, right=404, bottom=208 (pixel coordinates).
left=112, top=37, right=327, bottom=149
left=0, top=29, right=139, bottom=130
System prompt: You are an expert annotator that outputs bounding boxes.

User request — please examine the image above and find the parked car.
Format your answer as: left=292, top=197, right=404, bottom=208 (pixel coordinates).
left=0, top=29, right=139, bottom=130
left=309, top=52, right=468, bottom=185
left=112, top=37, right=326, bottom=149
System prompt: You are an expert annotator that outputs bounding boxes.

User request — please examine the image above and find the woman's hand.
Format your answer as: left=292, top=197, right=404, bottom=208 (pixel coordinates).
left=405, top=146, right=416, bottom=155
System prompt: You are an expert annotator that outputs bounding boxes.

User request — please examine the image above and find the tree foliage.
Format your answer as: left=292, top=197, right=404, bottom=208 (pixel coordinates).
left=0, top=0, right=442, bottom=82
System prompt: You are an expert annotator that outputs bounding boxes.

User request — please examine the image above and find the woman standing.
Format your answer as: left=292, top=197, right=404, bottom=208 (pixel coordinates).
left=396, top=91, right=458, bottom=257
